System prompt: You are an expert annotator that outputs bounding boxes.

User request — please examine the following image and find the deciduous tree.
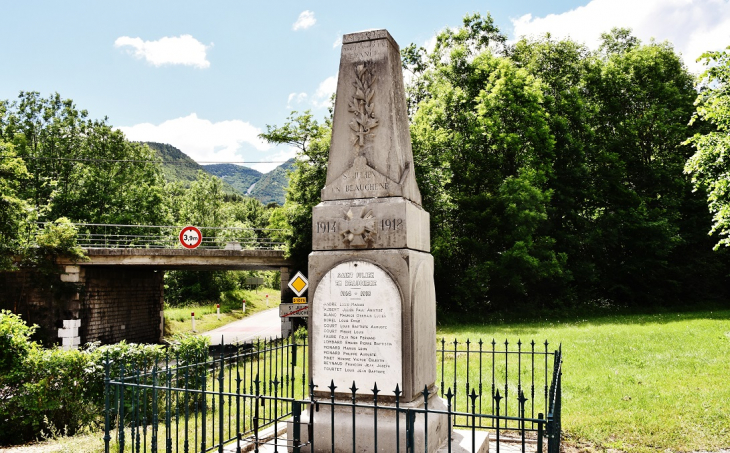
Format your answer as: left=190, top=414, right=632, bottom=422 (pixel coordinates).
left=685, top=45, right=730, bottom=249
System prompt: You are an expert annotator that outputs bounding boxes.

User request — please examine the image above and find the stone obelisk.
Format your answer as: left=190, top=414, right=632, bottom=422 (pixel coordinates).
left=297, top=29, right=448, bottom=452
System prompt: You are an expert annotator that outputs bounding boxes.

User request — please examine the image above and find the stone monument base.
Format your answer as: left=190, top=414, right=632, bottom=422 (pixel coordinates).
left=287, top=393, right=449, bottom=453
left=308, top=248, right=437, bottom=402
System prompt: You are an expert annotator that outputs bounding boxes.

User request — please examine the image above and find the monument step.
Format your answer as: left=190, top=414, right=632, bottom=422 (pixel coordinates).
left=232, top=428, right=546, bottom=453
left=437, top=429, right=489, bottom=453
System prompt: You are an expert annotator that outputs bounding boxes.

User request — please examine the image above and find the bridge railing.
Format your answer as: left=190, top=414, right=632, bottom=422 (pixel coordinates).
left=37, top=223, right=286, bottom=250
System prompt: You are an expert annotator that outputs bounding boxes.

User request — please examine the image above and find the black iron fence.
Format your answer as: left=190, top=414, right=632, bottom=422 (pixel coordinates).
left=103, top=336, right=562, bottom=453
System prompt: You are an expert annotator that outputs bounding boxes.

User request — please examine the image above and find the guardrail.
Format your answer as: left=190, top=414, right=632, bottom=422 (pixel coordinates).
left=37, top=223, right=286, bottom=250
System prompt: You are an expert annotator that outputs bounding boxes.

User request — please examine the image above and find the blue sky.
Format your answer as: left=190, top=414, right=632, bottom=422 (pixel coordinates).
left=2, top=0, right=729, bottom=172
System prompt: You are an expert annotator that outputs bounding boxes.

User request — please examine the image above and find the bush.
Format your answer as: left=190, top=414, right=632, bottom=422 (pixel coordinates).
left=0, top=313, right=210, bottom=446
left=10, top=348, right=100, bottom=441
left=0, top=310, right=36, bottom=381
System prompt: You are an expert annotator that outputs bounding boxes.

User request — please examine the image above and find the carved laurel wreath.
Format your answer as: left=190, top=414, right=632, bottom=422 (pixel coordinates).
left=348, top=63, right=378, bottom=150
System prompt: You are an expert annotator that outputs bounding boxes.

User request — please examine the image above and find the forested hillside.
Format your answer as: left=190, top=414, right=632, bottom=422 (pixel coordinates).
left=204, top=163, right=262, bottom=195
left=145, top=142, right=268, bottom=198
left=249, top=159, right=295, bottom=205
left=145, top=142, right=291, bottom=205
left=144, top=142, right=204, bottom=185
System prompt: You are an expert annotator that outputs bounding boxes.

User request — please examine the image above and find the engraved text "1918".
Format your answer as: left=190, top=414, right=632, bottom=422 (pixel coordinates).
left=381, top=219, right=403, bottom=230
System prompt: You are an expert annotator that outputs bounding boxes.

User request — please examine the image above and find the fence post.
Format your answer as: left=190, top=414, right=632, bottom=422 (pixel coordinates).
left=494, top=389, right=502, bottom=453
left=329, top=380, right=336, bottom=451
left=103, top=352, right=111, bottom=453
left=183, top=368, right=190, bottom=453
left=134, top=367, right=141, bottom=453
left=519, top=390, right=527, bottom=453
left=406, top=409, right=415, bottom=453
left=395, top=384, right=402, bottom=453
left=470, top=389, right=478, bottom=453
left=151, top=356, right=158, bottom=453
left=219, top=345, right=225, bottom=453
left=372, top=383, right=380, bottom=453
left=445, top=388, right=453, bottom=453
left=201, top=363, right=207, bottom=453
left=308, top=380, right=317, bottom=453
left=118, top=362, right=126, bottom=452
left=423, top=385, right=430, bottom=453
left=537, top=413, right=544, bottom=453
left=350, top=381, right=358, bottom=453
left=253, top=395, right=260, bottom=453
left=292, top=400, right=301, bottom=453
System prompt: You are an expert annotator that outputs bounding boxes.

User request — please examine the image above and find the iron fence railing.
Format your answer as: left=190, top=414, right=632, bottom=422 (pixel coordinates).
left=437, top=338, right=559, bottom=432
left=103, top=337, right=562, bottom=453
left=37, top=222, right=285, bottom=250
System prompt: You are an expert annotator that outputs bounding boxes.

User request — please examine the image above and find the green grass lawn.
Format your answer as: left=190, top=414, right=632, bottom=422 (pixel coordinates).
left=438, top=309, right=730, bottom=453
left=7, top=308, right=729, bottom=453
left=163, top=287, right=281, bottom=338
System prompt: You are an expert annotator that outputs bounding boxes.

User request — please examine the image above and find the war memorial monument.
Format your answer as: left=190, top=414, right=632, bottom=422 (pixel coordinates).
left=290, top=29, right=488, bottom=453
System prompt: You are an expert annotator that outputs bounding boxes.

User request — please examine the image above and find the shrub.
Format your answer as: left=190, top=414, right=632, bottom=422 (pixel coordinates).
left=0, top=310, right=37, bottom=380
left=0, top=314, right=210, bottom=446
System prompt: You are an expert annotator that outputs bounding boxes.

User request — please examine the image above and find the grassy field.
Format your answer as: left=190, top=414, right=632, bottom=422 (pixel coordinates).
left=439, top=309, right=730, bottom=453
left=5, top=308, right=729, bottom=453
left=162, top=287, right=280, bottom=338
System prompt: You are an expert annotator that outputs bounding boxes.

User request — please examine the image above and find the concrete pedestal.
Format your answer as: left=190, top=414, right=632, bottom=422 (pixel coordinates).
left=288, top=393, right=448, bottom=453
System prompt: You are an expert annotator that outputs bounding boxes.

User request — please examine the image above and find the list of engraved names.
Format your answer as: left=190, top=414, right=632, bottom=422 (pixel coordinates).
left=312, top=261, right=402, bottom=392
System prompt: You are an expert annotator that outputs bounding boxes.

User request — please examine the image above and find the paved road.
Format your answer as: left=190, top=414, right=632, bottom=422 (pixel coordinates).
left=202, top=307, right=282, bottom=346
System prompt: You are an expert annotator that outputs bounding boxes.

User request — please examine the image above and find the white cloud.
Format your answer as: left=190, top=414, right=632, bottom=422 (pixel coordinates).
left=293, top=10, right=316, bottom=31
left=287, top=92, right=308, bottom=109
left=511, top=0, right=730, bottom=73
left=284, top=75, right=337, bottom=110
left=118, top=114, right=273, bottom=171
left=312, top=75, right=337, bottom=108
left=333, top=36, right=342, bottom=48
left=115, top=34, right=212, bottom=68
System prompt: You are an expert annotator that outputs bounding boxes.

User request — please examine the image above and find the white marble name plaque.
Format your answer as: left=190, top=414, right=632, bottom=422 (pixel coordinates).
left=312, top=260, right=402, bottom=393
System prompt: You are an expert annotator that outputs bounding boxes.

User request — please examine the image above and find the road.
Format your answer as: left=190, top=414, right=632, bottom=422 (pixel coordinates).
left=202, top=307, right=282, bottom=346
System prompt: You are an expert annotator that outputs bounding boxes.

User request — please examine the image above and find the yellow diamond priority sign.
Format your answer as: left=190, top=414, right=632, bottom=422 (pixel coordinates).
left=288, top=271, right=309, bottom=297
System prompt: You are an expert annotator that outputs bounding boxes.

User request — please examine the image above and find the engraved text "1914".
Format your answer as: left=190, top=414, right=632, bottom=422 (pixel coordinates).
left=317, top=221, right=337, bottom=233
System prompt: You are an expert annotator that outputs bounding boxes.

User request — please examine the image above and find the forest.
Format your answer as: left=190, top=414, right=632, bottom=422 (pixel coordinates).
left=1, top=16, right=729, bottom=316
left=263, top=18, right=730, bottom=316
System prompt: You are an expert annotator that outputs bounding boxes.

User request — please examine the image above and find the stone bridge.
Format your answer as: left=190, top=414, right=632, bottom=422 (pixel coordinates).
left=1, top=239, right=294, bottom=348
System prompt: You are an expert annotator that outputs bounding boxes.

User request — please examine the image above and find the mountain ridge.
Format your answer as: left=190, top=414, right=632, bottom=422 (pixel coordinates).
left=144, top=141, right=292, bottom=205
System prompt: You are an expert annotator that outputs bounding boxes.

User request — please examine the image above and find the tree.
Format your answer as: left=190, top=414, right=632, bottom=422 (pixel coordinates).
left=259, top=110, right=331, bottom=273
left=402, top=20, right=728, bottom=312
left=409, top=21, right=565, bottom=312
left=0, top=140, right=33, bottom=270
left=509, top=35, right=595, bottom=298
left=685, top=45, right=730, bottom=249
left=582, top=32, right=706, bottom=304
left=0, top=92, right=168, bottom=227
